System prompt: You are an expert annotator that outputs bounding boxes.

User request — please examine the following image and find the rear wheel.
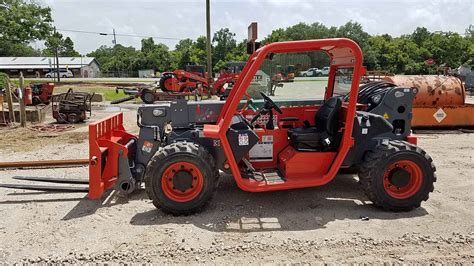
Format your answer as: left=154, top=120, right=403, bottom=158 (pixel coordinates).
left=140, top=89, right=155, bottom=104
left=144, top=142, right=219, bottom=215
left=358, top=140, right=436, bottom=211
left=159, top=74, right=173, bottom=92
left=56, top=113, right=67, bottom=123
left=67, top=113, right=80, bottom=123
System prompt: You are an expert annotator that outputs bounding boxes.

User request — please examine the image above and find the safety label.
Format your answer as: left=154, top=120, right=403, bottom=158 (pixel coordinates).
left=142, top=141, right=154, bottom=153
left=249, top=135, right=273, bottom=161
left=238, top=133, right=249, bottom=146
left=433, top=108, right=447, bottom=123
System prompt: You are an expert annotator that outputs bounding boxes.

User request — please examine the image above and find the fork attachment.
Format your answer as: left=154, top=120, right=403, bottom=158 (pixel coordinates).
left=88, top=112, right=137, bottom=199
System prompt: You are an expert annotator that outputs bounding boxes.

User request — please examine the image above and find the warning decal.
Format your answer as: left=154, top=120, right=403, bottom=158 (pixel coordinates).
left=433, top=108, right=447, bottom=123
left=249, top=135, right=273, bottom=161
left=142, top=141, right=154, bottom=153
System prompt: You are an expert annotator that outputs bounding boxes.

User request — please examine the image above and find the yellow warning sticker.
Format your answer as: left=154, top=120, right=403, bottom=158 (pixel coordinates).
left=383, top=112, right=389, bottom=119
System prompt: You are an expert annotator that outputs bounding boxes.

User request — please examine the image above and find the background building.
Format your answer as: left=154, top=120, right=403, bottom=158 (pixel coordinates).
left=0, top=57, right=101, bottom=78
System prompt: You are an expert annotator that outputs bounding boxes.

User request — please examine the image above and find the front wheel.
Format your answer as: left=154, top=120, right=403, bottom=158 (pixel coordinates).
left=140, top=89, right=155, bottom=104
left=358, top=140, right=436, bottom=211
left=144, top=142, right=219, bottom=215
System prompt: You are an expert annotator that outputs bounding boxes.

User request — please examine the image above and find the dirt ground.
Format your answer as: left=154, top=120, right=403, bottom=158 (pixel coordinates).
left=0, top=89, right=473, bottom=263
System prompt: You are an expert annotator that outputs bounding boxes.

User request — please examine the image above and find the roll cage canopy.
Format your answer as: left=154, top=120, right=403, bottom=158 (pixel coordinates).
left=205, top=38, right=364, bottom=136
left=203, top=38, right=365, bottom=192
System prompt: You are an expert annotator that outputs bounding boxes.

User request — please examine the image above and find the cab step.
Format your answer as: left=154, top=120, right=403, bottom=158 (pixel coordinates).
left=261, top=170, right=286, bottom=184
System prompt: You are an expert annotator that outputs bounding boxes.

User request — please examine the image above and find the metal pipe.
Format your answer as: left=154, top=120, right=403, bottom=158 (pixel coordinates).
left=0, top=159, right=89, bottom=169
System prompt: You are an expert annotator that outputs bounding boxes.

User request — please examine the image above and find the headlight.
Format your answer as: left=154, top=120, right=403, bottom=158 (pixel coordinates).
left=152, top=108, right=165, bottom=117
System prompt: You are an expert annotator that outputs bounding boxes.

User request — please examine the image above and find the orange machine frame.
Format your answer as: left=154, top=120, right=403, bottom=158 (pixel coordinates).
left=88, top=113, right=136, bottom=199
left=204, top=38, right=364, bottom=192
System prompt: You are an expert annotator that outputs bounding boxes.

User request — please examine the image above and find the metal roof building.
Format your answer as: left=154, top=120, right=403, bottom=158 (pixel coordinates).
left=0, top=57, right=101, bottom=78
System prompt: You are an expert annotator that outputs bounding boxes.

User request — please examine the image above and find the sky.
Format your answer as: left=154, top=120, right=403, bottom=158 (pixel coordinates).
left=36, top=0, right=474, bottom=54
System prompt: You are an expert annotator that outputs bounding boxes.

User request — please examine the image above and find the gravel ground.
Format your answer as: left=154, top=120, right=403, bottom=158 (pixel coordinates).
left=0, top=89, right=473, bottom=263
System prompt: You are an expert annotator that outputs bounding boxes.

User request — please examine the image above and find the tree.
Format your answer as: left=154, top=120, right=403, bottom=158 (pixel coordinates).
left=174, top=38, right=195, bottom=69
left=43, top=31, right=63, bottom=56
left=0, top=0, right=53, bottom=56
left=88, top=44, right=140, bottom=75
left=62, top=37, right=80, bottom=56
left=212, top=28, right=237, bottom=68
left=0, top=0, right=52, bottom=42
left=190, top=36, right=208, bottom=65
left=44, top=32, right=80, bottom=57
left=139, top=38, right=171, bottom=71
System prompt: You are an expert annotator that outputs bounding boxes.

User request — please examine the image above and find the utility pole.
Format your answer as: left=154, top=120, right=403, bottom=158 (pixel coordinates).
left=206, top=0, right=212, bottom=89
left=113, top=28, right=117, bottom=45
left=19, top=73, right=26, bottom=127
left=54, top=27, right=61, bottom=83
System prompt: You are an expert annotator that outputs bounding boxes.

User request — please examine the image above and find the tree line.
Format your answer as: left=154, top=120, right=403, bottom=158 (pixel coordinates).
left=0, top=0, right=473, bottom=76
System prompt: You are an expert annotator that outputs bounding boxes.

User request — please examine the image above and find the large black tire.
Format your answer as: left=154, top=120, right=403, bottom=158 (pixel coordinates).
left=67, top=113, right=80, bottom=123
left=159, top=74, right=172, bottom=92
left=358, top=140, right=436, bottom=211
left=140, top=89, right=155, bottom=104
left=56, top=113, right=67, bottom=124
left=144, top=142, right=219, bottom=215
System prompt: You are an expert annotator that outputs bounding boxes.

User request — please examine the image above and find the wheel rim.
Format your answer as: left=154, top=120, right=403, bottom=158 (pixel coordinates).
left=161, top=162, right=204, bottom=202
left=143, top=92, right=154, bottom=103
left=383, top=160, right=423, bottom=199
left=163, top=78, right=173, bottom=91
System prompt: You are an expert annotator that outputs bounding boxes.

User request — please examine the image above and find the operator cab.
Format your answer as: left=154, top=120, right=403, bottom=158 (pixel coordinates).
left=287, top=96, right=342, bottom=151
left=216, top=49, right=361, bottom=182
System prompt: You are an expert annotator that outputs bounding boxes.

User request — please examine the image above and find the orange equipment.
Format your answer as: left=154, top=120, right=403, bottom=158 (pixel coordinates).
left=159, top=63, right=245, bottom=96
left=22, top=83, right=55, bottom=106
left=383, top=75, right=474, bottom=128
left=83, top=38, right=436, bottom=213
left=88, top=113, right=136, bottom=199
left=23, top=86, right=33, bottom=105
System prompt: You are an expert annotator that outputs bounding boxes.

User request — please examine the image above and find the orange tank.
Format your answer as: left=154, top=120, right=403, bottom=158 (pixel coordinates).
left=23, top=86, right=33, bottom=106
left=383, top=75, right=465, bottom=106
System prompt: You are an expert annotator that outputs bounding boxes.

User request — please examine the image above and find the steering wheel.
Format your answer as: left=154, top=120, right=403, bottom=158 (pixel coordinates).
left=260, top=92, right=282, bottom=114
left=250, top=92, right=283, bottom=126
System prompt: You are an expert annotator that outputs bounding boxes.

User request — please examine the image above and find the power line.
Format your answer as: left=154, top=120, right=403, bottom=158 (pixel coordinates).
left=56, top=28, right=184, bottom=41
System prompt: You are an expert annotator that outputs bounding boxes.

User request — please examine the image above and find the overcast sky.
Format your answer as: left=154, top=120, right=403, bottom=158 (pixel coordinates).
left=36, top=0, right=473, bottom=54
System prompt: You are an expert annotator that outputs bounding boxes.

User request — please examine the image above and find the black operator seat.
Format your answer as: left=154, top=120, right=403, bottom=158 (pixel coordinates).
left=288, top=96, right=342, bottom=151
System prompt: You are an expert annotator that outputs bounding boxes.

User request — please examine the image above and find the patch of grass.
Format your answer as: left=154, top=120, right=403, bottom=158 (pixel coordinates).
left=53, top=86, right=129, bottom=101
left=103, top=90, right=128, bottom=101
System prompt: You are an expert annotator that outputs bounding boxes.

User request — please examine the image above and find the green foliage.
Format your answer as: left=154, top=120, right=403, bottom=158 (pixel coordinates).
left=0, top=0, right=472, bottom=77
left=0, top=0, right=52, bottom=43
left=0, top=40, right=41, bottom=56
left=263, top=23, right=474, bottom=74
left=0, top=0, right=52, bottom=56
left=0, top=72, right=10, bottom=89
left=44, top=32, right=80, bottom=57
left=212, top=28, right=237, bottom=70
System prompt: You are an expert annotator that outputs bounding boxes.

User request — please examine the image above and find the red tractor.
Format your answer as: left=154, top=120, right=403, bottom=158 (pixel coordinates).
left=156, top=63, right=245, bottom=100
left=84, top=38, right=436, bottom=215
left=272, top=64, right=296, bottom=82
left=159, top=65, right=208, bottom=93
